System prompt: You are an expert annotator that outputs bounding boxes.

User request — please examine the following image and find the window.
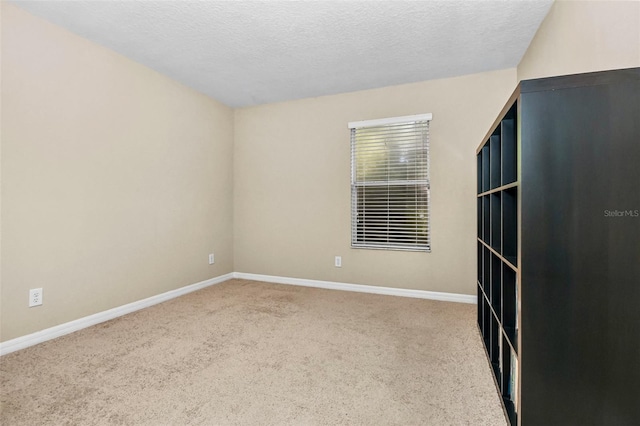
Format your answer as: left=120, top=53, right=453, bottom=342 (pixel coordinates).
left=349, top=114, right=432, bottom=251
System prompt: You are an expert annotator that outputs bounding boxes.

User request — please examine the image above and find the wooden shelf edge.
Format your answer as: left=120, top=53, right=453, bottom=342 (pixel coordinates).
left=477, top=238, right=519, bottom=272
left=477, top=181, right=518, bottom=197
left=477, top=280, right=487, bottom=299
left=504, top=327, right=519, bottom=356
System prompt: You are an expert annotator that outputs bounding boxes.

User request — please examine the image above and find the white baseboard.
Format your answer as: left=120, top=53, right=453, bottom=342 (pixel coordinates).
left=233, top=272, right=476, bottom=304
left=0, top=272, right=234, bottom=356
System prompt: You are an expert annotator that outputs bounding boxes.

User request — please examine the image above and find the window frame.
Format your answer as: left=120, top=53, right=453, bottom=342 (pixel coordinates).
left=349, top=113, right=432, bottom=252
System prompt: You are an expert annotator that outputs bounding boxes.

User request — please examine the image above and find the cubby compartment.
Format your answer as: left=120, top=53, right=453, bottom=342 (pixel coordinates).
left=490, top=130, right=501, bottom=190
left=477, top=153, right=483, bottom=194
left=502, top=336, right=517, bottom=426
left=502, top=187, right=517, bottom=266
left=490, top=312, right=501, bottom=381
left=501, top=104, right=517, bottom=186
left=482, top=195, right=490, bottom=243
left=502, top=264, right=518, bottom=352
left=490, top=192, right=501, bottom=252
left=501, top=334, right=510, bottom=395
left=481, top=145, right=490, bottom=193
left=477, top=285, right=483, bottom=329
left=477, top=198, right=482, bottom=239
left=491, top=253, right=502, bottom=316
left=483, top=298, right=491, bottom=350
left=483, top=246, right=491, bottom=296
left=477, top=241, right=483, bottom=286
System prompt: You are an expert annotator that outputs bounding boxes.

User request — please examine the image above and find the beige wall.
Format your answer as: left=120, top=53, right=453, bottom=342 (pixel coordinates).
left=234, top=69, right=517, bottom=295
left=0, top=3, right=3, bottom=341
left=6, top=0, right=637, bottom=343
left=518, top=0, right=640, bottom=81
left=0, top=4, right=234, bottom=342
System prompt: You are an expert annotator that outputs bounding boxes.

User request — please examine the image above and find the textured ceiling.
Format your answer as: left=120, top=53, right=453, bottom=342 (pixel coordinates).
left=11, top=1, right=553, bottom=108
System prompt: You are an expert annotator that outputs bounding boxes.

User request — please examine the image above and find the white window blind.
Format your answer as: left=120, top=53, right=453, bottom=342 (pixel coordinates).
left=349, top=114, right=431, bottom=251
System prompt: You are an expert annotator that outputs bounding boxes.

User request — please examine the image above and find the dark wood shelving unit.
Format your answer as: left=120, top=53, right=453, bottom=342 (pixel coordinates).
left=477, top=68, right=640, bottom=426
left=477, top=100, right=519, bottom=426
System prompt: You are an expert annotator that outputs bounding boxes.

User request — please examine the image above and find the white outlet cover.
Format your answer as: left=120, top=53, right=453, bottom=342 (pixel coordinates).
left=335, top=256, right=342, bottom=268
left=208, top=253, right=215, bottom=265
left=29, top=288, right=43, bottom=307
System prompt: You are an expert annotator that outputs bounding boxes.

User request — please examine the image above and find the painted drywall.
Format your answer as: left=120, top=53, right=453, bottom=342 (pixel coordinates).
left=234, top=69, right=517, bottom=295
left=13, top=0, right=636, bottom=343
left=518, top=0, right=640, bottom=81
left=1, top=4, right=234, bottom=342
left=0, top=3, right=3, bottom=339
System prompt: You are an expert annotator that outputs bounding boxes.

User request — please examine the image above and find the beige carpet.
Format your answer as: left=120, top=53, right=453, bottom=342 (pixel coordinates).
left=0, top=279, right=506, bottom=425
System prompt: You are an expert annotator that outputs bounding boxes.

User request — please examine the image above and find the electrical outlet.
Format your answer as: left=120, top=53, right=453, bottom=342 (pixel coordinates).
left=29, top=288, right=43, bottom=307
left=208, top=253, right=215, bottom=265
left=335, top=256, right=342, bottom=268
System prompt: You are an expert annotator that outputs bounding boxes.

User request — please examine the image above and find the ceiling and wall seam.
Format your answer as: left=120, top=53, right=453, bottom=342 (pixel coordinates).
left=9, top=0, right=553, bottom=108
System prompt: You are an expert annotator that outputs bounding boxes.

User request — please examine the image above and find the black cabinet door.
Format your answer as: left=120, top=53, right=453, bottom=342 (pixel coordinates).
left=521, top=76, right=640, bottom=425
